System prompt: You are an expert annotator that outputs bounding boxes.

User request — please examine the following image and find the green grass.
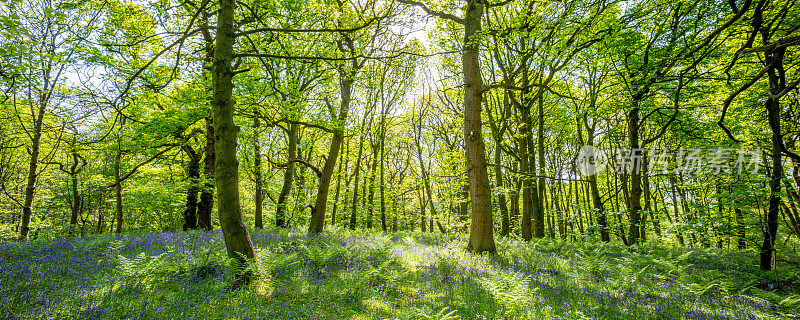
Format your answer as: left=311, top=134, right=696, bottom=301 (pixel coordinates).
left=1, top=228, right=798, bottom=319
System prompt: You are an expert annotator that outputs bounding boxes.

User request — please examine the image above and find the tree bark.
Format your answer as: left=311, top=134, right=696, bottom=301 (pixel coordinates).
left=349, top=121, right=365, bottom=230
left=197, top=10, right=215, bottom=231
left=212, top=0, right=257, bottom=271
left=379, top=116, right=387, bottom=232
left=366, top=142, right=379, bottom=229
left=463, top=0, right=495, bottom=253
left=761, top=45, right=786, bottom=270
left=19, top=97, right=47, bottom=240
left=253, top=108, right=263, bottom=229
left=182, top=145, right=201, bottom=230
left=276, top=122, right=298, bottom=228
left=198, top=116, right=215, bottom=230
left=668, top=174, right=686, bottom=245
left=626, top=105, right=643, bottom=245
left=583, top=116, right=609, bottom=242
left=308, top=76, right=354, bottom=234
left=331, top=137, right=348, bottom=226
left=67, top=148, right=83, bottom=234
left=114, top=117, right=126, bottom=234
left=535, top=93, right=546, bottom=238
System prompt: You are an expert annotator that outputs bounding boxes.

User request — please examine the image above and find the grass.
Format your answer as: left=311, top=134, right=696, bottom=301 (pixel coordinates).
left=1, top=228, right=799, bottom=319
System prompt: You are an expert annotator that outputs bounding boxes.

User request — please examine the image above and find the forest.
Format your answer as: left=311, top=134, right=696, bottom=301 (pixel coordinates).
left=1, top=0, right=800, bottom=318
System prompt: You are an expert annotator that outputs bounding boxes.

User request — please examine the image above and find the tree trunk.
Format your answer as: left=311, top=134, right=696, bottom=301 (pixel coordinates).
left=379, top=128, right=387, bottom=232
left=276, top=122, right=298, bottom=228
left=519, top=119, right=533, bottom=241
left=414, top=130, right=443, bottom=234
left=114, top=117, right=126, bottom=234
left=331, top=137, right=348, bottom=226
left=736, top=208, right=746, bottom=249
left=419, top=188, right=427, bottom=232
left=668, top=174, right=685, bottom=245
left=212, top=0, right=257, bottom=273
left=487, top=94, right=509, bottom=237
left=626, top=105, right=643, bottom=245
left=584, top=119, right=609, bottom=242
left=366, top=142, right=379, bottom=229
left=496, top=147, right=509, bottom=237
left=391, top=193, right=399, bottom=232
left=182, top=145, right=201, bottom=230
left=68, top=150, right=81, bottom=233
left=197, top=10, right=216, bottom=231
left=510, top=178, right=521, bottom=236
left=19, top=97, right=48, bottom=240
left=641, top=152, right=650, bottom=241
left=198, top=116, right=215, bottom=230
left=253, top=108, right=263, bottom=229
left=535, top=93, right=546, bottom=238
left=611, top=169, right=629, bottom=245
left=96, top=204, right=104, bottom=234
left=349, top=123, right=365, bottom=230
left=761, top=46, right=785, bottom=270
left=308, top=76, right=354, bottom=234
left=462, top=0, right=495, bottom=253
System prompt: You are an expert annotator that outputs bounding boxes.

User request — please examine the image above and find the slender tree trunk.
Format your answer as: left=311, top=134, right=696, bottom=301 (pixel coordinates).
left=611, top=170, right=629, bottom=245
left=677, top=174, right=697, bottom=245
left=668, top=174, right=685, bottom=245
left=391, top=194, right=399, bottom=232
left=182, top=146, right=201, bottom=230
left=419, top=189, right=427, bottom=232
left=379, top=115, right=388, bottom=232
left=350, top=124, right=365, bottom=230
left=308, top=76, right=355, bottom=234
left=641, top=152, right=650, bottom=242
left=736, top=208, right=746, bottom=249
left=331, top=137, right=348, bottom=226
left=487, top=95, right=509, bottom=237
left=114, top=117, right=126, bottom=234
left=762, top=48, right=785, bottom=269
left=197, top=12, right=215, bottom=231
left=96, top=204, right=104, bottom=234
left=253, top=109, right=263, bottom=229
left=511, top=178, right=520, bottom=236
left=652, top=179, right=662, bottom=238
left=276, top=122, right=298, bottom=228
left=585, top=121, right=609, bottom=242
left=19, top=91, right=49, bottom=239
left=415, top=140, right=443, bottom=234
left=68, top=151, right=81, bottom=233
left=535, top=94, right=546, bottom=238
left=574, top=178, right=585, bottom=235
left=519, top=124, right=533, bottom=241
left=496, top=147, right=509, bottom=237
left=626, top=104, right=643, bottom=245
left=212, top=0, right=257, bottom=271
left=366, top=143, right=379, bottom=229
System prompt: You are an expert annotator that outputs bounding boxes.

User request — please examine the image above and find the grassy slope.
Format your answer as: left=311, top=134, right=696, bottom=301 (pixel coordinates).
left=0, top=228, right=798, bottom=319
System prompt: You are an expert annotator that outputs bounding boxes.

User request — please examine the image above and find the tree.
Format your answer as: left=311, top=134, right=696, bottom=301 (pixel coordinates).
left=211, top=0, right=257, bottom=274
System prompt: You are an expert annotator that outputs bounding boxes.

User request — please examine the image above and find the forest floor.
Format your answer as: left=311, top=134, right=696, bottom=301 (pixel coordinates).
left=1, top=228, right=799, bottom=319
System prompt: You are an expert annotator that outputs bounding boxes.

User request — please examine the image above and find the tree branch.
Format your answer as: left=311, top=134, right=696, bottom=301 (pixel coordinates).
left=396, top=0, right=464, bottom=24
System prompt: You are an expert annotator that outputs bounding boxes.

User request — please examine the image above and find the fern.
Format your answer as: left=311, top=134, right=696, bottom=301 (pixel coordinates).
left=413, top=306, right=459, bottom=320
left=477, top=272, right=533, bottom=316
left=115, top=250, right=171, bottom=291
left=779, top=295, right=800, bottom=309
left=260, top=252, right=299, bottom=278
left=301, top=244, right=345, bottom=268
